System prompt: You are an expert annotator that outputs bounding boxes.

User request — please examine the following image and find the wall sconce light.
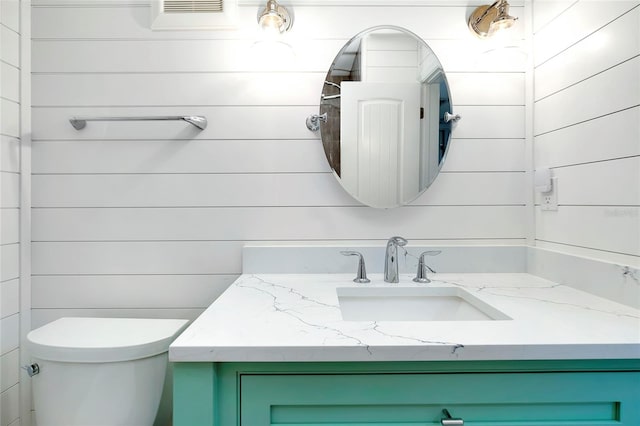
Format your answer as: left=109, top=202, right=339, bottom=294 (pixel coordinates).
left=468, top=0, right=518, bottom=38
left=258, top=0, right=292, bottom=35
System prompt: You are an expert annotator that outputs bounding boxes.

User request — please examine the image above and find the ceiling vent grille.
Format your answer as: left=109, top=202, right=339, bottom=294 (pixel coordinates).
left=151, top=0, right=237, bottom=30
left=163, top=0, right=223, bottom=13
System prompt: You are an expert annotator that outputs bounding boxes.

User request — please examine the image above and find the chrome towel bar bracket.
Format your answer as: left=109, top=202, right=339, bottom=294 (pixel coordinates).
left=69, top=116, right=208, bottom=131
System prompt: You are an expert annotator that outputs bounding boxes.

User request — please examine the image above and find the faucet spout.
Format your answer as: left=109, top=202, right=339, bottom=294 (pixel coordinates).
left=384, top=236, right=408, bottom=283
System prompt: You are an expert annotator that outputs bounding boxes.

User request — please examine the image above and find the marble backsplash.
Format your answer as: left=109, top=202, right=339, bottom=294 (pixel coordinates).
left=528, top=248, right=640, bottom=309
left=242, top=244, right=639, bottom=309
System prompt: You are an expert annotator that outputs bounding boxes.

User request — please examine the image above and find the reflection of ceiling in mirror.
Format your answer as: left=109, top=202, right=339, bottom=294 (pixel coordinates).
left=332, top=39, right=361, bottom=77
left=329, top=30, right=442, bottom=84
left=361, top=33, right=418, bottom=83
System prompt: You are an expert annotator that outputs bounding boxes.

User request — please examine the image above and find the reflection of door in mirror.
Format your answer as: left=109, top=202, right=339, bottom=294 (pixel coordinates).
left=419, top=47, right=446, bottom=189
left=340, top=31, right=422, bottom=208
left=420, top=79, right=441, bottom=190
left=341, top=83, right=420, bottom=208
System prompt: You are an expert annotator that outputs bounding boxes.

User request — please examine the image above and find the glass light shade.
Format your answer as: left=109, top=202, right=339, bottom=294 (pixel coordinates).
left=259, top=12, right=284, bottom=36
left=257, top=0, right=291, bottom=35
left=490, top=16, right=516, bottom=32
left=491, top=1, right=517, bottom=32
left=468, top=0, right=517, bottom=38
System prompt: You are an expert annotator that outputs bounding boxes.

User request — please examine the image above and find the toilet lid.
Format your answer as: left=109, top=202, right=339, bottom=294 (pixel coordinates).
left=27, top=317, right=189, bottom=363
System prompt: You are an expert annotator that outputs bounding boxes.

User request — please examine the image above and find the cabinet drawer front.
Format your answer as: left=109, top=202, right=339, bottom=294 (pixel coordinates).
left=240, top=372, right=640, bottom=425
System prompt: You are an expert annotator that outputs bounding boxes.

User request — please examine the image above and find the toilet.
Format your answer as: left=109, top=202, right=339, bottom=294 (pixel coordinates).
left=26, top=317, right=189, bottom=426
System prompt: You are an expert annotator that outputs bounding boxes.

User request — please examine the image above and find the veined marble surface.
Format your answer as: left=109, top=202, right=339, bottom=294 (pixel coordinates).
left=169, top=273, right=640, bottom=362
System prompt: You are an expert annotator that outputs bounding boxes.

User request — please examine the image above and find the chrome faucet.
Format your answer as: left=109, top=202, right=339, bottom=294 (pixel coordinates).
left=341, top=251, right=370, bottom=283
left=384, top=236, right=408, bottom=283
left=413, top=250, right=441, bottom=283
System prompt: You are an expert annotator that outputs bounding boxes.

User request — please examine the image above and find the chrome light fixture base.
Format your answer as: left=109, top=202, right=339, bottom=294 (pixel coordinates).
left=468, top=0, right=517, bottom=38
left=258, top=0, right=293, bottom=34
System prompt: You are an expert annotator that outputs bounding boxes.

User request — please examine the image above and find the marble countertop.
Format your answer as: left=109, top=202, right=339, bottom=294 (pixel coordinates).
left=169, top=273, right=640, bottom=362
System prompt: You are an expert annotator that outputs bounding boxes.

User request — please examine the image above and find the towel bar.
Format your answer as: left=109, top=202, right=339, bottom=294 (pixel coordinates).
left=69, top=116, right=207, bottom=130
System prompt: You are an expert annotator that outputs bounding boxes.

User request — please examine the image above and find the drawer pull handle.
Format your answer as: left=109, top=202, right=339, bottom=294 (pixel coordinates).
left=441, top=409, right=464, bottom=426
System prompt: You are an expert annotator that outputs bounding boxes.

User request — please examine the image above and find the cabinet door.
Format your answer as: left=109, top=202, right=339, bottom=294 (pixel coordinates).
left=240, top=372, right=640, bottom=425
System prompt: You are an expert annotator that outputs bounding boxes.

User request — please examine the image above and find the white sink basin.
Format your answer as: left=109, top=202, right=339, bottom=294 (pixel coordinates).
left=337, top=286, right=511, bottom=321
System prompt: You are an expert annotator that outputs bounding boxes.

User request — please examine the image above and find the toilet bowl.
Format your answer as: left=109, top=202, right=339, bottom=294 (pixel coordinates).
left=26, top=317, right=189, bottom=426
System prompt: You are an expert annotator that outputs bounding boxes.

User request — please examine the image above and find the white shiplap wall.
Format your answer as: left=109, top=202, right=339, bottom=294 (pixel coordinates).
left=30, top=3, right=527, bottom=327
left=533, top=0, right=640, bottom=266
left=0, top=0, right=21, bottom=425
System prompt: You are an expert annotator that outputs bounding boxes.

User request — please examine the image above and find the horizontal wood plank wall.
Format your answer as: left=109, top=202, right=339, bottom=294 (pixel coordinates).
left=533, top=0, right=640, bottom=266
left=0, top=0, right=21, bottom=425
left=30, top=3, right=527, bottom=328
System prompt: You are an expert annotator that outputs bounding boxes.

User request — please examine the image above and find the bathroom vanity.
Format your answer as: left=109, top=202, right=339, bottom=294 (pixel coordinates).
left=169, top=273, right=640, bottom=425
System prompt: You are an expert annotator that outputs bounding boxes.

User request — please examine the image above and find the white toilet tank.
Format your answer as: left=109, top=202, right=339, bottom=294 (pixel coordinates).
left=26, top=317, right=189, bottom=426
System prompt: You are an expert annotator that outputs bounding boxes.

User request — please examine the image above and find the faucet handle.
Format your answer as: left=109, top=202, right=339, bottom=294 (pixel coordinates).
left=413, top=250, right=441, bottom=283
left=341, top=251, right=370, bottom=283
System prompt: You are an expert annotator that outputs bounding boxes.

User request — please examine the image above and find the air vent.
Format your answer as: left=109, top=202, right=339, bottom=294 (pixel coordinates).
left=151, top=0, right=237, bottom=30
left=163, top=0, right=223, bottom=13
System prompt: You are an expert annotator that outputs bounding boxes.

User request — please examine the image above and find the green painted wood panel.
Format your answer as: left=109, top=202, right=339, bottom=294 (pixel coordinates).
left=173, top=360, right=640, bottom=426
left=173, top=363, right=215, bottom=426
left=221, top=359, right=640, bottom=374
left=240, top=372, right=640, bottom=425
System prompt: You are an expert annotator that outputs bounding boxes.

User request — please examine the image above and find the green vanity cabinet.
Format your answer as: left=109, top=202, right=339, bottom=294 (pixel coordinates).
left=173, top=360, right=640, bottom=426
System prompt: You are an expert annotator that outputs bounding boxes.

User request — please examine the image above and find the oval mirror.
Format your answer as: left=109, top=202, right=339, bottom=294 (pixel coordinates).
left=318, top=26, right=455, bottom=208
